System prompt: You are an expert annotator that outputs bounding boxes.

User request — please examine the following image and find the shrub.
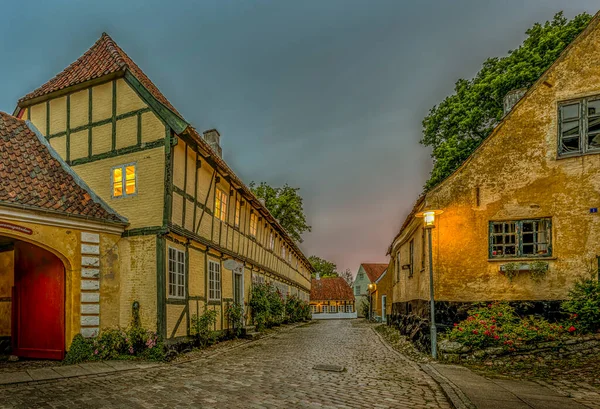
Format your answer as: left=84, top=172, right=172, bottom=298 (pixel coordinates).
left=562, top=279, right=600, bottom=333
left=249, top=283, right=271, bottom=331
left=190, top=307, right=218, bottom=347
left=267, top=286, right=285, bottom=326
left=225, top=302, right=245, bottom=337
left=64, top=334, right=93, bottom=364
left=447, top=302, right=568, bottom=351
left=284, top=296, right=310, bottom=323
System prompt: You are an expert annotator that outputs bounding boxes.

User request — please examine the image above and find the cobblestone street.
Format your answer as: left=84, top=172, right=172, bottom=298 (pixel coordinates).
left=0, top=320, right=450, bottom=408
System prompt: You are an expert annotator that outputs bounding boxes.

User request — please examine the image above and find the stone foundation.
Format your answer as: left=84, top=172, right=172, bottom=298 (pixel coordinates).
left=438, top=333, right=600, bottom=363
left=0, top=336, right=10, bottom=355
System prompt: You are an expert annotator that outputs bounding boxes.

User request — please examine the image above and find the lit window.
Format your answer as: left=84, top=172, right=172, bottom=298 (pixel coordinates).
left=208, top=260, right=221, bottom=300
left=490, top=219, right=552, bottom=258
left=235, top=199, right=241, bottom=228
left=214, top=189, right=227, bottom=222
left=168, top=247, right=185, bottom=298
left=112, top=163, right=136, bottom=198
left=250, top=213, right=257, bottom=237
left=559, top=97, right=600, bottom=156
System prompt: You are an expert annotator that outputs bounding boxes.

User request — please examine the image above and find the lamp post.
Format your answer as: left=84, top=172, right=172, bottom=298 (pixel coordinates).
left=417, top=209, right=443, bottom=359
left=367, top=283, right=375, bottom=320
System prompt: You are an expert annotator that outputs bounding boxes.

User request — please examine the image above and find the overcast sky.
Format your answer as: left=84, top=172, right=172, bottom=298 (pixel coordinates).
left=0, top=1, right=597, bottom=274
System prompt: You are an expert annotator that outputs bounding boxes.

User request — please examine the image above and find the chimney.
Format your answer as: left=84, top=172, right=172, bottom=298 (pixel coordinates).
left=202, top=129, right=222, bottom=158
left=503, top=88, right=527, bottom=116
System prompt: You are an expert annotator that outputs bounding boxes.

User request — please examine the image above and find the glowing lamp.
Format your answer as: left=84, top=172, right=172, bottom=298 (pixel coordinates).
left=417, top=209, right=443, bottom=229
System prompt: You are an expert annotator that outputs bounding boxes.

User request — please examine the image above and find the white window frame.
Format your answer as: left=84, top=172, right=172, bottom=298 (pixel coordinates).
left=168, top=247, right=185, bottom=299
left=208, top=260, right=222, bottom=301
left=322, top=305, right=327, bottom=314
left=346, top=305, right=352, bottom=313
left=269, top=232, right=274, bottom=250
left=111, top=162, right=137, bottom=199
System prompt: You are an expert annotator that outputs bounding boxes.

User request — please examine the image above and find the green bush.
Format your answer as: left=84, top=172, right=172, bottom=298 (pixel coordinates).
left=562, top=279, right=600, bottom=333
left=447, top=302, right=569, bottom=351
left=225, top=302, right=245, bottom=337
left=249, top=283, right=271, bottom=331
left=190, top=308, right=218, bottom=347
left=267, top=286, right=285, bottom=326
left=64, top=334, right=93, bottom=364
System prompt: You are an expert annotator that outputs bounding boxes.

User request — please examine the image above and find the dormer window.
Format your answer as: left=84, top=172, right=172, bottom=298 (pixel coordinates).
left=559, top=97, right=600, bottom=156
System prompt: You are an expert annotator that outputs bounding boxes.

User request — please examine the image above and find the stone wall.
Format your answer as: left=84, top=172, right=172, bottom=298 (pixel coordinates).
left=439, top=333, right=600, bottom=364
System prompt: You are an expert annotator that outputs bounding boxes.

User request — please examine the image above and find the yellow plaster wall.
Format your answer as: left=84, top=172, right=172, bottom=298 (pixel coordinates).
left=189, top=246, right=205, bottom=298
left=29, top=103, right=47, bottom=135
left=91, top=123, right=112, bottom=156
left=116, top=78, right=146, bottom=115
left=50, top=136, right=67, bottom=161
left=70, top=130, right=88, bottom=160
left=49, top=96, right=67, bottom=135
left=70, top=89, right=89, bottom=129
left=116, top=115, right=137, bottom=150
left=73, top=147, right=165, bottom=229
left=92, top=82, right=112, bottom=122
left=97, top=233, right=122, bottom=330
left=118, top=235, right=157, bottom=330
left=141, top=112, right=165, bottom=144
left=397, top=19, right=600, bottom=304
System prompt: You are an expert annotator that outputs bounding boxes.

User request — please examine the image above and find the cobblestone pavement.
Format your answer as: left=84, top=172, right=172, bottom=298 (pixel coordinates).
left=0, top=320, right=451, bottom=408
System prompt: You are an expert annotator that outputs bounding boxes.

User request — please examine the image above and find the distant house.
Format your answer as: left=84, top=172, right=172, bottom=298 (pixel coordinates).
left=352, top=263, right=388, bottom=318
left=370, top=267, right=392, bottom=323
left=310, top=276, right=356, bottom=319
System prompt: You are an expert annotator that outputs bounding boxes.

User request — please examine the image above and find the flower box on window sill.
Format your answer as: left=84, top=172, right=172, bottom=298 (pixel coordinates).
left=499, top=261, right=549, bottom=278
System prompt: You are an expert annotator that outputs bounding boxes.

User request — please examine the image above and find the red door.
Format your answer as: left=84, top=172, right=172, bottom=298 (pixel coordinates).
left=12, top=241, right=65, bottom=360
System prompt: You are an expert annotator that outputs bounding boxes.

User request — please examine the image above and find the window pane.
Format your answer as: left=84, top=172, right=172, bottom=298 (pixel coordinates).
left=125, top=180, right=136, bottom=195
left=125, top=166, right=135, bottom=180
left=588, top=100, right=600, bottom=116
left=113, top=183, right=123, bottom=197
left=562, top=103, right=579, bottom=120
left=113, top=168, right=123, bottom=183
left=561, top=120, right=580, bottom=138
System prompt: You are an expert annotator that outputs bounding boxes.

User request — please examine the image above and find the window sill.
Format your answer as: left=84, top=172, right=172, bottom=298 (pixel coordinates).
left=207, top=300, right=221, bottom=305
left=488, top=257, right=556, bottom=262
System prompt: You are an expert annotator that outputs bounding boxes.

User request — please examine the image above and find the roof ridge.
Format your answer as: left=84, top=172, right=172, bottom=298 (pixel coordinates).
left=101, top=32, right=128, bottom=69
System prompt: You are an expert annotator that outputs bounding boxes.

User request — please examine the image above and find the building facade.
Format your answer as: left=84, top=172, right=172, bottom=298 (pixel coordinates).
left=310, top=277, right=356, bottom=319
left=1, top=33, right=312, bottom=359
left=351, top=263, right=387, bottom=317
left=388, top=12, right=600, bottom=323
left=369, top=267, right=392, bottom=322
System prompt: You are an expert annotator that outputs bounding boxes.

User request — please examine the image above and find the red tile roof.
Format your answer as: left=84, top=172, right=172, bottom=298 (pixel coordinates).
left=310, top=277, right=354, bottom=301
left=18, top=33, right=182, bottom=118
left=361, top=263, right=388, bottom=282
left=0, top=112, right=126, bottom=224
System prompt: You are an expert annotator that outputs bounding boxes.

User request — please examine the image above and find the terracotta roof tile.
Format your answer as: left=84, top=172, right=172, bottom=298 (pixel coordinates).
left=361, top=263, right=388, bottom=282
left=18, top=33, right=182, bottom=118
left=0, top=112, right=126, bottom=224
left=310, top=277, right=354, bottom=301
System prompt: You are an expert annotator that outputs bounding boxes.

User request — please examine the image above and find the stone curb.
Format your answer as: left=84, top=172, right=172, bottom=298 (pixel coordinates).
left=0, top=321, right=308, bottom=388
left=370, top=326, right=464, bottom=409
left=420, top=364, right=476, bottom=409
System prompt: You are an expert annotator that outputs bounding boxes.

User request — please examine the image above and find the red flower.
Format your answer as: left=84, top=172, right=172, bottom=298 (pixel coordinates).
left=453, top=323, right=458, bottom=327
left=472, top=330, right=479, bottom=335
left=458, top=328, right=463, bottom=332
left=569, top=326, right=576, bottom=333
left=494, top=335, right=500, bottom=340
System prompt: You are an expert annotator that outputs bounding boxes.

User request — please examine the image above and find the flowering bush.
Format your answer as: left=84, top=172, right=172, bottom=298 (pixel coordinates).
left=562, top=279, right=600, bottom=333
left=65, top=327, right=164, bottom=364
left=284, top=296, right=311, bottom=323
left=249, top=284, right=310, bottom=330
left=225, top=302, right=245, bottom=337
left=447, top=302, right=569, bottom=351
left=190, top=308, right=218, bottom=347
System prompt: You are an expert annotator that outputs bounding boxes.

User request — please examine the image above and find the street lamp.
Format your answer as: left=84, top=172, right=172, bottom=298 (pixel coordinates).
left=367, top=283, right=376, bottom=320
left=416, top=209, right=443, bottom=359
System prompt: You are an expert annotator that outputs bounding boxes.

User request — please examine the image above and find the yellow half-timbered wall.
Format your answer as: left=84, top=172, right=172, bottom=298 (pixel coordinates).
left=21, top=78, right=168, bottom=230
left=164, top=135, right=311, bottom=337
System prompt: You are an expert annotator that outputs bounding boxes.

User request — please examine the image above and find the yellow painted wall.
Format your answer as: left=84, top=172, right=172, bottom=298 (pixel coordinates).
left=0, top=213, right=122, bottom=348
left=117, top=235, right=157, bottom=330
left=73, top=148, right=165, bottom=229
left=394, top=18, right=600, bottom=304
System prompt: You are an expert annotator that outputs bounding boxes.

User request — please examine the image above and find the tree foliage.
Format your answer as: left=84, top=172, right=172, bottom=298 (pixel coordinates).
left=308, top=255, right=337, bottom=278
left=338, top=268, right=354, bottom=286
left=421, top=11, right=592, bottom=190
left=249, top=181, right=311, bottom=243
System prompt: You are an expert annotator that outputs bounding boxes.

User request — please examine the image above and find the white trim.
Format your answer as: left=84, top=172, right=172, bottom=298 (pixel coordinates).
left=208, top=259, right=222, bottom=301
left=375, top=269, right=388, bottom=284
left=167, top=246, right=186, bottom=299
left=0, top=207, right=125, bottom=235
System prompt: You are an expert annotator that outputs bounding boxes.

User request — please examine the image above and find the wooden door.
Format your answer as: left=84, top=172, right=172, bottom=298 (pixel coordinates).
left=12, top=242, right=65, bottom=360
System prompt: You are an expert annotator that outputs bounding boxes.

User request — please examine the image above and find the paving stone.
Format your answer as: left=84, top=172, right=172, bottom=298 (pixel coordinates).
left=51, top=365, right=93, bottom=378
left=0, top=321, right=451, bottom=408
left=26, top=368, right=62, bottom=381
left=0, top=371, right=32, bottom=385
